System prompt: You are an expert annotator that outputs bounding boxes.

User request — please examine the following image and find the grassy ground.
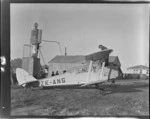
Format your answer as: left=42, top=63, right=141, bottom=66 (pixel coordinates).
left=11, top=79, right=149, bottom=116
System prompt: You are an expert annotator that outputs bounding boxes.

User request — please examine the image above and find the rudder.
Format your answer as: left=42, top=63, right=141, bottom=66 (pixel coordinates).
left=16, top=68, right=37, bottom=86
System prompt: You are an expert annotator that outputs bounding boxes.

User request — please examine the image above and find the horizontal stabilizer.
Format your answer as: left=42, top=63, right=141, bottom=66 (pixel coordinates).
left=16, top=68, right=37, bottom=86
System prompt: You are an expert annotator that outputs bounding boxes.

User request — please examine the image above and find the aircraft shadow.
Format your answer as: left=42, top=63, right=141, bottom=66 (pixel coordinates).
left=109, top=82, right=149, bottom=94
left=42, top=81, right=149, bottom=94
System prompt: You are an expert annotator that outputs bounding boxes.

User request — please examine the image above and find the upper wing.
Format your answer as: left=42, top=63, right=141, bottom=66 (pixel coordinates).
left=81, top=49, right=112, bottom=87
left=85, top=49, right=113, bottom=62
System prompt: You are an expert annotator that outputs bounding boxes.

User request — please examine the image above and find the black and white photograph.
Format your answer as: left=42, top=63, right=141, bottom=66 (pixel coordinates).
left=10, top=3, right=149, bottom=116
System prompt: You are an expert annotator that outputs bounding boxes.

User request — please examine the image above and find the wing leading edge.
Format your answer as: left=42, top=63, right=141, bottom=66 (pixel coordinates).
left=85, top=49, right=113, bottom=61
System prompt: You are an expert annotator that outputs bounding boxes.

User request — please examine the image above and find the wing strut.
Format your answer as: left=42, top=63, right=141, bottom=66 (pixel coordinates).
left=99, top=62, right=105, bottom=80
left=86, top=61, right=93, bottom=83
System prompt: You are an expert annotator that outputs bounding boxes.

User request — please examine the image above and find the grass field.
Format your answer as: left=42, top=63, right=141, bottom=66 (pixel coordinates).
left=11, top=79, right=149, bottom=116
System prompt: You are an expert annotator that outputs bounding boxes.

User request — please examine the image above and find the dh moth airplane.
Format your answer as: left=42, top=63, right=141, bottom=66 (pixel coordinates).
left=16, top=48, right=116, bottom=94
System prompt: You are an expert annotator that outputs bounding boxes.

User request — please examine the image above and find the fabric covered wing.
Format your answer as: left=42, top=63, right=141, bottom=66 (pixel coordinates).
left=80, top=80, right=106, bottom=87
left=85, top=49, right=113, bottom=62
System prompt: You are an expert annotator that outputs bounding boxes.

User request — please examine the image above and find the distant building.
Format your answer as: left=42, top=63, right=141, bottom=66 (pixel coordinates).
left=108, top=56, right=123, bottom=78
left=48, top=55, right=122, bottom=78
left=127, top=65, right=149, bottom=76
left=108, top=56, right=121, bottom=67
left=48, top=55, right=86, bottom=77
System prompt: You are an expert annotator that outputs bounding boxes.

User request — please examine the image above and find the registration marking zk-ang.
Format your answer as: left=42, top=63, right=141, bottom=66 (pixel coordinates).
left=40, top=78, right=66, bottom=86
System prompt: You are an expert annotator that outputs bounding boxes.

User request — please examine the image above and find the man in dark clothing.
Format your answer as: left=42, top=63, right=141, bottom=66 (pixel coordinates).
left=63, top=70, right=66, bottom=73
left=55, top=71, right=59, bottom=75
left=12, top=71, right=18, bottom=84
left=51, top=71, right=55, bottom=76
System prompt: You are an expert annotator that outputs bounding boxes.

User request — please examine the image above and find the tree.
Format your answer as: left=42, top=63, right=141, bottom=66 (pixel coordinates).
left=11, top=58, right=22, bottom=70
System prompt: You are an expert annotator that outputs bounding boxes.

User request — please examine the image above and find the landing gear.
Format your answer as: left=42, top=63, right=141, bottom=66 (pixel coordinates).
left=99, top=88, right=106, bottom=95
left=95, top=83, right=113, bottom=95
left=30, top=87, right=34, bottom=91
left=109, top=79, right=116, bottom=89
left=95, top=83, right=106, bottom=95
left=95, top=83, right=100, bottom=89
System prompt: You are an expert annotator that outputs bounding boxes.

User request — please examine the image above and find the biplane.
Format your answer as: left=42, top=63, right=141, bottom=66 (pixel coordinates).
left=16, top=48, right=117, bottom=94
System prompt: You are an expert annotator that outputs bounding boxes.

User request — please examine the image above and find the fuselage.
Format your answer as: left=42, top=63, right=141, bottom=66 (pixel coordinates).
left=39, top=72, right=97, bottom=87
left=24, top=66, right=118, bottom=88
left=25, top=71, right=106, bottom=88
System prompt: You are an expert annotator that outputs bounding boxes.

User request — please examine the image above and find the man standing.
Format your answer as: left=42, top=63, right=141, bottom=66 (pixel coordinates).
left=30, top=23, right=42, bottom=78
left=99, top=44, right=108, bottom=51
left=30, top=23, right=42, bottom=57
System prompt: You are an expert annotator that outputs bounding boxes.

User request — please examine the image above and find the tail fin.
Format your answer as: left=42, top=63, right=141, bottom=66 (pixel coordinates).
left=16, top=68, right=37, bottom=86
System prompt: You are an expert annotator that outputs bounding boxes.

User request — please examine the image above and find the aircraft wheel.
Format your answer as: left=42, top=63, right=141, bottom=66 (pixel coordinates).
left=95, top=84, right=100, bottom=89
left=99, top=88, right=106, bottom=95
left=30, top=87, right=34, bottom=91
left=102, top=90, right=106, bottom=95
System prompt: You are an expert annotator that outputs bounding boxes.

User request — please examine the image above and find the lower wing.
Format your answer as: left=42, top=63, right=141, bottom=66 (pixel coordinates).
left=80, top=80, right=107, bottom=87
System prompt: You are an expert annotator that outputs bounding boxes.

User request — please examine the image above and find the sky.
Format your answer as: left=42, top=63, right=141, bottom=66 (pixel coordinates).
left=11, top=3, right=149, bottom=72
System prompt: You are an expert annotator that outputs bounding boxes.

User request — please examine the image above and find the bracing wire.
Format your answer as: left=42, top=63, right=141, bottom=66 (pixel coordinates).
left=39, top=48, right=46, bottom=66
left=42, top=40, right=62, bottom=55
